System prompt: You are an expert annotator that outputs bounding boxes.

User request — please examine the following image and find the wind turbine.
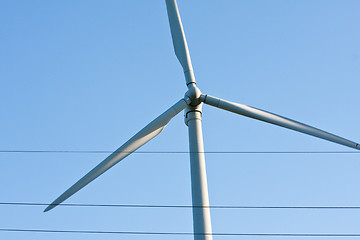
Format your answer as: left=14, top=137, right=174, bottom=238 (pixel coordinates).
left=45, top=0, right=360, bottom=239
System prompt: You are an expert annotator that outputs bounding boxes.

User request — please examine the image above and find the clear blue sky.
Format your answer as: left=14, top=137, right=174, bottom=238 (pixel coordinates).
left=1, top=0, right=360, bottom=239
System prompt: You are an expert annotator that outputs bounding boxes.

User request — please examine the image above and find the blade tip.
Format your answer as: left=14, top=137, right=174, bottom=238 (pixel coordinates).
left=44, top=204, right=56, bottom=212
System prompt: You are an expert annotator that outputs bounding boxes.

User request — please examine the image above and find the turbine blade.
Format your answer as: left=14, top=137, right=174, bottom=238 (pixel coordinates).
left=202, top=94, right=360, bottom=150
left=165, top=0, right=195, bottom=85
left=44, top=98, right=189, bottom=212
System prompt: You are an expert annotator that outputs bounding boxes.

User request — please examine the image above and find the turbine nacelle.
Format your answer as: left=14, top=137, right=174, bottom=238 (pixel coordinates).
left=184, top=84, right=203, bottom=126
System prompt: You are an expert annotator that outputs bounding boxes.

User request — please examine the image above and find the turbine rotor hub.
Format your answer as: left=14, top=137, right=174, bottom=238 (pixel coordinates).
left=185, top=84, right=202, bottom=106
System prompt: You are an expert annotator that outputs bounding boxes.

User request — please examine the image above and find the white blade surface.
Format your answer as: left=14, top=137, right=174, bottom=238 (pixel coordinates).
left=44, top=98, right=189, bottom=212
left=166, top=0, right=195, bottom=85
left=202, top=94, right=360, bottom=150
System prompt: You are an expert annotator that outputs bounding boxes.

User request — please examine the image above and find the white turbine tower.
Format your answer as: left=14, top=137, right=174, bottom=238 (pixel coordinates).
left=45, top=0, right=360, bottom=239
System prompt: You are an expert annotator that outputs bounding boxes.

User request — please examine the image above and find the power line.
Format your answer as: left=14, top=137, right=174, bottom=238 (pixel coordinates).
left=0, top=150, right=359, bottom=154
left=1, top=228, right=360, bottom=237
left=2, top=202, right=360, bottom=209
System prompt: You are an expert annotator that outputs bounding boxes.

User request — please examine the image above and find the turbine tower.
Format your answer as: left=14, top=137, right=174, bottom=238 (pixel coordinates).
left=45, top=1, right=360, bottom=239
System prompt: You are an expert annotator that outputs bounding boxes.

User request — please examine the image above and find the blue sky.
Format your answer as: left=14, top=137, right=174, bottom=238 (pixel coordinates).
left=1, top=0, right=360, bottom=239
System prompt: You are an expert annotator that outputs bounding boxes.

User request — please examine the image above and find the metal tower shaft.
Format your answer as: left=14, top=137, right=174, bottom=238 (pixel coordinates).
left=185, top=104, right=213, bottom=240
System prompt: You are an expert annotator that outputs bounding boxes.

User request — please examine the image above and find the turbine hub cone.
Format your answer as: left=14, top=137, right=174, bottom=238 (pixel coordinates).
left=185, top=84, right=202, bottom=106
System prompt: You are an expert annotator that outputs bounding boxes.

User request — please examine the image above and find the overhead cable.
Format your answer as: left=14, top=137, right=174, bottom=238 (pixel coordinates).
left=0, top=150, right=359, bottom=154
left=1, top=228, right=360, bottom=237
left=2, top=202, right=360, bottom=209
